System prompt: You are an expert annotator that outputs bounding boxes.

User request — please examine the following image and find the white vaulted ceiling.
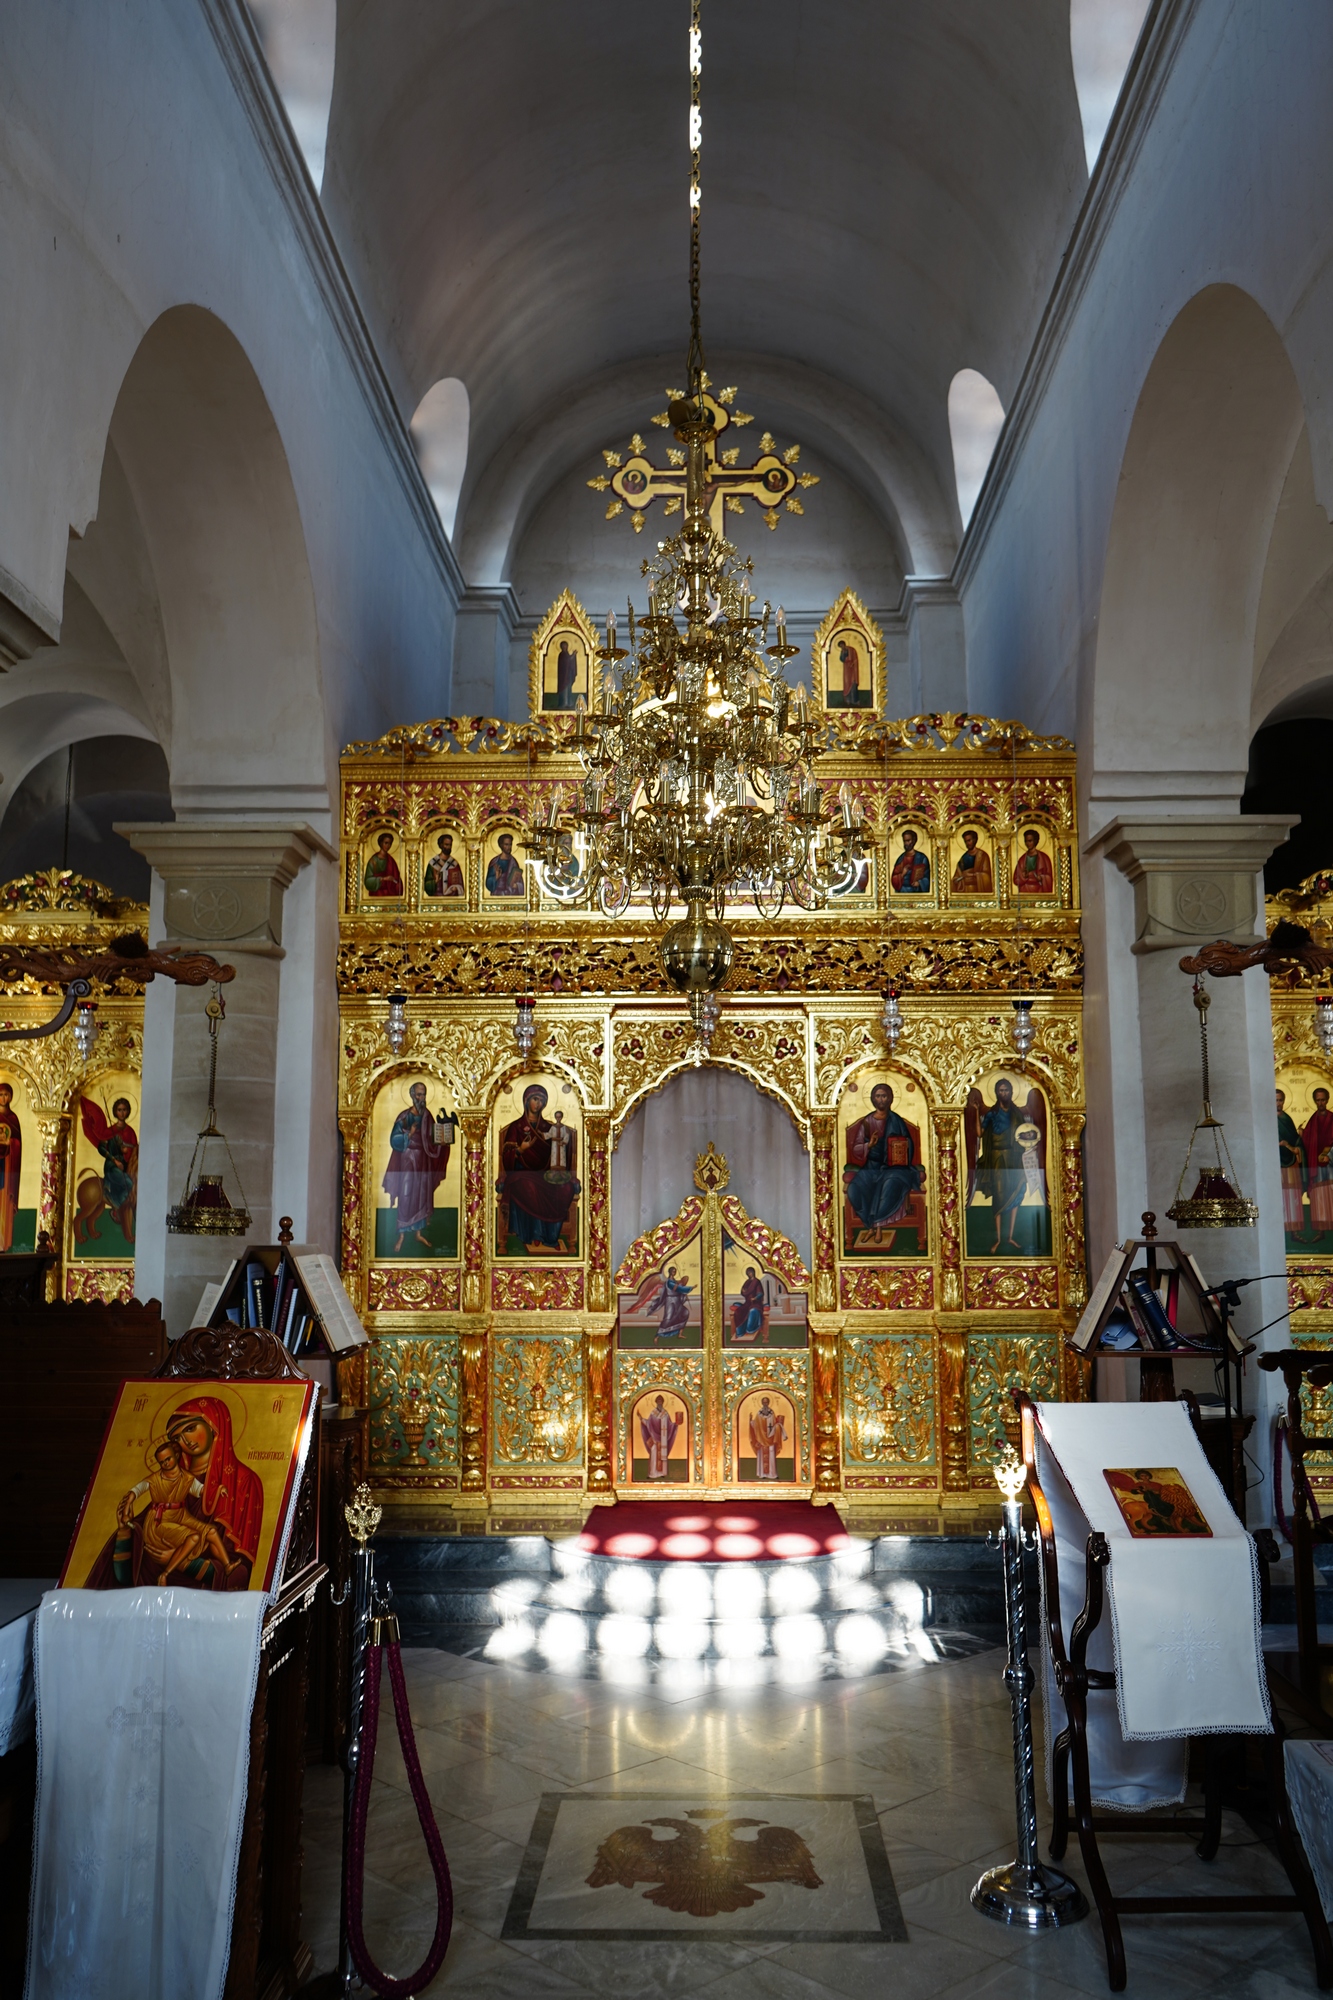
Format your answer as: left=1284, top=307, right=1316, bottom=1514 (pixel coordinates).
left=320, top=1, right=1087, bottom=584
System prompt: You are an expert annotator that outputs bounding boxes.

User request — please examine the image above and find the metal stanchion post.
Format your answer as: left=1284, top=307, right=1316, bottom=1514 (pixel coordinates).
left=972, top=1444, right=1088, bottom=1930
left=331, top=1483, right=381, bottom=1997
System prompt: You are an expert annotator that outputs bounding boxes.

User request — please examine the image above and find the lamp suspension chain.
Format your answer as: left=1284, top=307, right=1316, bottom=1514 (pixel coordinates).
left=687, top=0, right=705, bottom=404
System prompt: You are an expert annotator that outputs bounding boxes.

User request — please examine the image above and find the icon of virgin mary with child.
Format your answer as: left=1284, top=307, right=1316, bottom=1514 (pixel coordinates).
left=84, top=1396, right=264, bottom=1591
left=497, top=1083, right=581, bottom=1253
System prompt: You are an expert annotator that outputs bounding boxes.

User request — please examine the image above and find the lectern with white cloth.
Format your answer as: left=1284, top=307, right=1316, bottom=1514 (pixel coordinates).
left=1020, top=1394, right=1332, bottom=1991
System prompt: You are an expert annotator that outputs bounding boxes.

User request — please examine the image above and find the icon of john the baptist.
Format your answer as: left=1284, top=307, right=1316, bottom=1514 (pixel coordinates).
left=84, top=1397, right=262, bottom=1590
left=497, top=1084, right=580, bottom=1253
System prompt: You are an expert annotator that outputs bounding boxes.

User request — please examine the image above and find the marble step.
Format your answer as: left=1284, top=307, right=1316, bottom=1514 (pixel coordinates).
left=375, top=1532, right=1024, bottom=1674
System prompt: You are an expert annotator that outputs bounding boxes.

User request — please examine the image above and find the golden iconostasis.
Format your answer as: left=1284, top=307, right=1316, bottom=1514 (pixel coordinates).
left=337, top=593, right=1090, bottom=1523
left=0, top=871, right=146, bottom=1303
left=1267, top=870, right=1333, bottom=1486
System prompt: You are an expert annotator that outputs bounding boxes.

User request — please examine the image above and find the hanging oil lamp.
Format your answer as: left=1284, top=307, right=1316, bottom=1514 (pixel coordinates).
left=166, top=986, right=252, bottom=1235
left=1165, top=976, right=1258, bottom=1229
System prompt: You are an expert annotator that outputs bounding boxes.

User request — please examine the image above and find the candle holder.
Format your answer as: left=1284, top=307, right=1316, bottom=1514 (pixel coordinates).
left=971, top=1442, right=1088, bottom=1931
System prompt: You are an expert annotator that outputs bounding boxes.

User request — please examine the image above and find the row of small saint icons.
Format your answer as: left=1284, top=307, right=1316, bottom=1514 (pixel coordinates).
left=362, top=827, right=1059, bottom=899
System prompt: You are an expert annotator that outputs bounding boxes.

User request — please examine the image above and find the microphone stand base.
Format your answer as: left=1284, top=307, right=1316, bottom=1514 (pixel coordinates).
left=971, top=1860, right=1089, bottom=1930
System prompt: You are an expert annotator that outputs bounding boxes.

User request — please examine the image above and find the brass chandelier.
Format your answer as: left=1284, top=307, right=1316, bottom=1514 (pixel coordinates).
left=525, top=0, right=863, bottom=1041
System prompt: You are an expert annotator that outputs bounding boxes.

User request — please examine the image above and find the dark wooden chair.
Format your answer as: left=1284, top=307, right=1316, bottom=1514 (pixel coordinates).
left=1017, top=1392, right=1332, bottom=1992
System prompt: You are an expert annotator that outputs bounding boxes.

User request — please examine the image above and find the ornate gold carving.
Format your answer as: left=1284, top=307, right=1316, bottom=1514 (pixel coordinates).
left=688, top=1144, right=732, bottom=1184
left=811, top=1323, right=841, bottom=1492
left=810, top=1113, right=837, bottom=1313
left=538, top=1017, right=609, bottom=1106
left=459, top=1329, right=488, bottom=1492
left=337, top=699, right=1087, bottom=1505
left=1290, top=1272, right=1333, bottom=1313
left=842, top=1334, right=935, bottom=1467
left=491, top=1266, right=585, bottom=1311
left=937, top=1323, right=969, bottom=1490
left=460, top=1112, right=488, bottom=1314
left=369, top=1334, right=460, bottom=1480
left=812, top=1021, right=878, bottom=1107
left=721, top=1351, right=810, bottom=1483
left=964, top=1265, right=1060, bottom=1310
left=616, top=1352, right=705, bottom=1484
left=613, top=1196, right=705, bottom=1290
left=967, top=1333, right=1059, bottom=1472
left=839, top=1265, right=934, bottom=1311
left=340, top=1017, right=518, bottom=1111
left=492, top=1333, right=584, bottom=1466
left=718, top=1194, right=809, bottom=1288
left=367, top=1266, right=461, bottom=1313
left=586, top=1323, right=614, bottom=1493
left=0, top=870, right=141, bottom=919
left=585, top=1114, right=612, bottom=1313
left=339, top=1115, right=367, bottom=1311
left=932, top=1108, right=963, bottom=1311
left=64, top=1264, right=135, bottom=1304
left=1056, top=1110, right=1087, bottom=1310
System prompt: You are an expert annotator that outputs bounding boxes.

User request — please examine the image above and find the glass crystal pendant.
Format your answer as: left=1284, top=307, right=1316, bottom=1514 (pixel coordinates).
left=72, top=999, right=99, bottom=1060
left=384, top=991, right=409, bottom=1056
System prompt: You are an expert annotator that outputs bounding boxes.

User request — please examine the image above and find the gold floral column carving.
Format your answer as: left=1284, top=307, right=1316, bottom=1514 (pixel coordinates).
left=585, top=1321, right=614, bottom=1496
left=459, top=1110, right=489, bottom=1314
left=585, top=1114, right=612, bottom=1315
left=37, top=1114, right=68, bottom=1300
left=1056, top=1110, right=1088, bottom=1313
left=936, top=1319, right=970, bottom=1491
left=810, top=1113, right=837, bottom=1312
left=931, top=1108, right=963, bottom=1311
left=339, top=1114, right=368, bottom=1311
left=459, top=1326, right=488, bottom=1496
left=810, top=1315, right=843, bottom=1496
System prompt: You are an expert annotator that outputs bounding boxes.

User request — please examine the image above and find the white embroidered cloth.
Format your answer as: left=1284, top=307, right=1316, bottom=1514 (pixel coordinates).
left=1286, top=1740, right=1333, bottom=1920
left=1035, top=1401, right=1269, bottom=1810
left=25, top=1588, right=265, bottom=2000
left=0, top=1580, right=49, bottom=1755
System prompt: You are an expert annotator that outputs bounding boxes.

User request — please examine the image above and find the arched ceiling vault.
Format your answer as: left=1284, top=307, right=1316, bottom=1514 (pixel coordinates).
left=323, top=1, right=1086, bottom=585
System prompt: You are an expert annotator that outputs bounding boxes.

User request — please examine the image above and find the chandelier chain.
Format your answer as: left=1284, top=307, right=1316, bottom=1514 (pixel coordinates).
left=687, top=0, right=705, bottom=402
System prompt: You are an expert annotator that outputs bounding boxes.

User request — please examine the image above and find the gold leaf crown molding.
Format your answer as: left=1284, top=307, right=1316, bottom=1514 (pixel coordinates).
left=343, top=710, right=1074, bottom=761
left=0, top=869, right=144, bottom=921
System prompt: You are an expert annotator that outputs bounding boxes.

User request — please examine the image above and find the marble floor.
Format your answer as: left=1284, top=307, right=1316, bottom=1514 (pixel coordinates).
left=301, top=1639, right=1322, bottom=1998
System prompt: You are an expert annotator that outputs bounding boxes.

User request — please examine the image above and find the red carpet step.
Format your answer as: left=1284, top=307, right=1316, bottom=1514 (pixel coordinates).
left=574, top=1500, right=853, bottom=1562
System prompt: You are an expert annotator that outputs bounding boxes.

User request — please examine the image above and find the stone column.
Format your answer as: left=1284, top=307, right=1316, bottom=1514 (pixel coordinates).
left=116, top=820, right=336, bottom=1333
left=1083, top=814, right=1297, bottom=1468
left=810, top=1114, right=838, bottom=1312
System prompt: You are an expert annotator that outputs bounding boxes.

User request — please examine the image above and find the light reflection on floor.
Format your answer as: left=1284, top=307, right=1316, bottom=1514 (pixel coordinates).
left=475, top=1539, right=989, bottom=1686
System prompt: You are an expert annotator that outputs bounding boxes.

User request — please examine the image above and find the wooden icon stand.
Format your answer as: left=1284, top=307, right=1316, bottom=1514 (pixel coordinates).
left=1016, top=1392, right=1333, bottom=1993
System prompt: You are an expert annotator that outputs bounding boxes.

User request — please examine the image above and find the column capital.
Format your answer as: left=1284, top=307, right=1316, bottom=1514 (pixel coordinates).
left=1083, top=813, right=1298, bottom=954
left=115, top=818, right=337, bottom=948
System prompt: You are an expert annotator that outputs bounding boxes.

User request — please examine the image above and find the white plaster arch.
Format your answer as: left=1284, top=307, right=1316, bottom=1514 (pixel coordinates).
left=1091, top=285, right=1306, bottom=806
left=104, top=306, right=326, bottom=817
